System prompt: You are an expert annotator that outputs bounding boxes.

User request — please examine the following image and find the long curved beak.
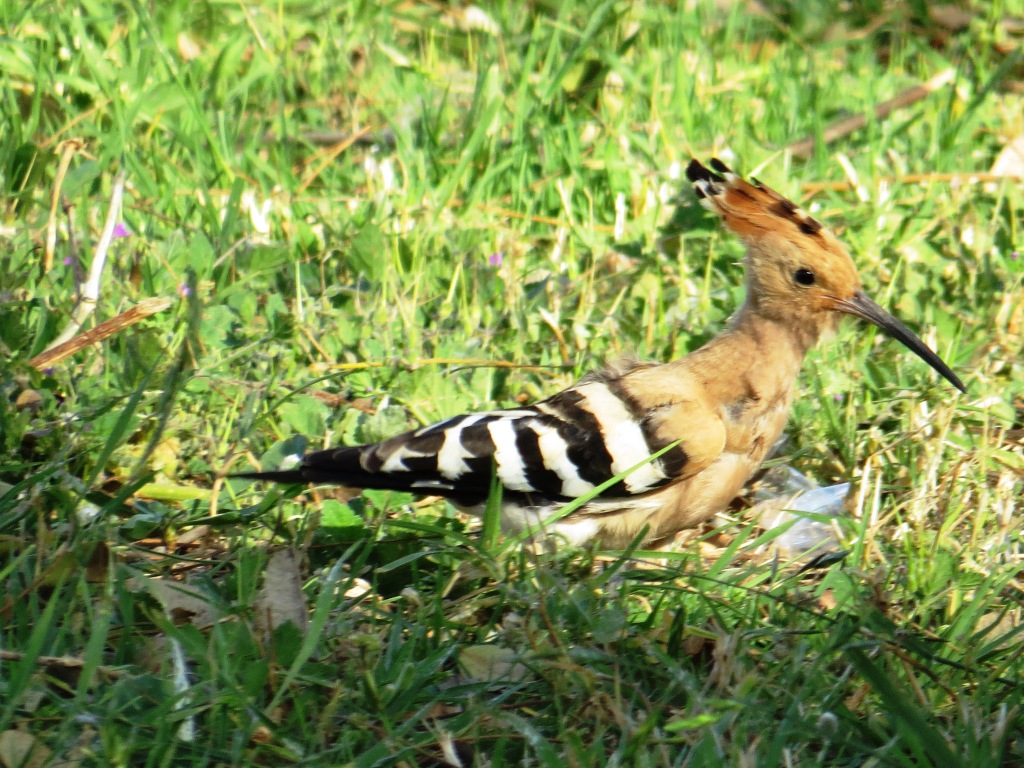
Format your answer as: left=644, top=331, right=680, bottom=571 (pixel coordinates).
left=831, top=291, right=966, bottom=393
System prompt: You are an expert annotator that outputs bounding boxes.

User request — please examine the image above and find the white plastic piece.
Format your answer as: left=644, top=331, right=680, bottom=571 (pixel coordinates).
left=750, top=466, right=849, bottom=557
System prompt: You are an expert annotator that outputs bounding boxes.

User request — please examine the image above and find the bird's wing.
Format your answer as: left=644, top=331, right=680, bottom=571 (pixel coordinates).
left=249, top=369, right=727, bottom=510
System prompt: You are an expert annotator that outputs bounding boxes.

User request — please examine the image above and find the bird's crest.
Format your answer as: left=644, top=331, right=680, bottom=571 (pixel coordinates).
left=685, top=158, right=851, bottom=262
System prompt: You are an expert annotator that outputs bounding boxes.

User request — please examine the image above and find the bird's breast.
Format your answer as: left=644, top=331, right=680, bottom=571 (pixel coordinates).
left=719, top=381, right=794, bottom=463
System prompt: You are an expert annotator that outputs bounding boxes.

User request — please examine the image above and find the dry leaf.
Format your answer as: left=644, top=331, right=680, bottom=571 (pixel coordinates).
left=14, top=389, right=43, bottom=411
left=985, top=135, right=1024, bottom=193
left=817, top=589, right=839, bottom=611
left=975, top=610, right=1022, bottom=649
left=257, top=549, right=309, bottom=634
left=39, top=542, right=109, bottom=586
left=0, top=731, right=52, bottom=768
left=134, top=574, right=222, bottom=630
left=991, top=135, right=1024, bottom=177
left=177, top=32, right=202, bottom=61
left=929, top=5, right=973, bottom=32
left=458, top=645, right=532, bottom=683
left=682, top=634, right=709, bottom=657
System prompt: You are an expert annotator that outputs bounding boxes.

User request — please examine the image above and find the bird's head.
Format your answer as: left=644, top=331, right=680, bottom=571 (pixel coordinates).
left=686, top=158, right=965, bottom=393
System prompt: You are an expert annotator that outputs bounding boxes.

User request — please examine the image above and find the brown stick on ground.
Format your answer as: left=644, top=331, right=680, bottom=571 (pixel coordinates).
left=787, top=69, right=956, bottom=159
left=28, top=297, right=173, bottom=370
left=801, top=171, right=1024, bottom=194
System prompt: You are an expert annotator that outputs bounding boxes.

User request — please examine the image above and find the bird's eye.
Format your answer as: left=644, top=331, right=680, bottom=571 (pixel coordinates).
left=794, top=268, right=815, bottom=286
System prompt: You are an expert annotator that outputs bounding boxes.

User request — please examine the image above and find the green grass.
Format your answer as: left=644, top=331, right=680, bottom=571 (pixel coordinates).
left=2, top=0, right=1023, bottom=765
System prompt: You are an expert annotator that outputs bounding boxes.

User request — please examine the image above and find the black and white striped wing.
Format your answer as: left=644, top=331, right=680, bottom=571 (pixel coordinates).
left=289, top=379, right=690, bottom=508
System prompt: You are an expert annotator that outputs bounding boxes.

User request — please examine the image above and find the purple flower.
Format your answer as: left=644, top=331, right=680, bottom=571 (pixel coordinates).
left=112, top=223, right=130, bottom=238
left=488, top=252, right=504, bottom=267
left=178, top=284, right=192, bottom=298
left=1012, top=251, right=1020, bottom=261
left=63, top=256, right=73, bottom=266
left=43, top=367, right=55, bottom=376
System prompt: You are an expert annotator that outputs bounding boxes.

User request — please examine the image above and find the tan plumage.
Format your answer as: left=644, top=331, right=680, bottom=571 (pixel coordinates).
left=238, top=159, right=966, bottom=548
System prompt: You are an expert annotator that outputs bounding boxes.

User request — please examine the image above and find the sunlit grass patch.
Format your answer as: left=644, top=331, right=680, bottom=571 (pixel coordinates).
left=1, top=0, right=1022, bottom=764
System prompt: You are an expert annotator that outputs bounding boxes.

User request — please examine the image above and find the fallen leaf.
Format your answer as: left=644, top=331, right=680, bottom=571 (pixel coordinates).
left=929, top=5, right=973, bottom=32
left=0, top=731, right=51, bottom=768
left=177, top=32, right=202, bottom=61
left=133, top=574, right=222, bottom=630
left=257, top=549, right=309, bottom=635
left=975, top=610, right=1022, bottom=649
left=14, top=389, right=43, bottom=411
left=458, top=645, right=532, bottom=683
left=991, top=135, right=1024, bottom=178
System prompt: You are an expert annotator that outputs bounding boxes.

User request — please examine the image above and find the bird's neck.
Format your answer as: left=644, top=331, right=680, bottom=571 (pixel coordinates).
left=730, top=301, right=824, bottom=357
left=681, top=302, right=821, bottom=407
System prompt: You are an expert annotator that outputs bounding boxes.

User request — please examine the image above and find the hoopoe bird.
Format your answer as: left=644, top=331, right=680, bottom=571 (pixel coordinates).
left=239, top=159, right=966, bottom=548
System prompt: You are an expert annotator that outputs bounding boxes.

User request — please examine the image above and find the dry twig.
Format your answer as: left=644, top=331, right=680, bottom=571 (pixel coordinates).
left=29, top=297, right=173, bottom=370
left=44, top=169, right=128, bottom=351
left=787, top=69, right=956, bottom=159
left=44, top=139, right=85, bottom=275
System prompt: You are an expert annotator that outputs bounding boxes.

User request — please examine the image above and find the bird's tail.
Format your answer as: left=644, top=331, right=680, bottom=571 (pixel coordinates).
left=232, top=444, right=465, bottom=495
left=232, top=445, right=369, bottom=486
left=232, top=469, right=308, bottom=484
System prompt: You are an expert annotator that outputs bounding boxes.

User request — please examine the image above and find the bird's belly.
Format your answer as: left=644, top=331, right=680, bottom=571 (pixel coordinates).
left=457, top=492, right=672, bottom=547
left=514, top=454, right=756, bottom=548
left=455, top=498, right=608, bottom=546
left=551, top=451, right=758, bottom=548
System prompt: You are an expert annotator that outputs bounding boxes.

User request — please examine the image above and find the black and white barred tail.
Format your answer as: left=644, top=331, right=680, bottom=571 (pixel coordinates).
left=236, top=372, right=690, bottom=517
